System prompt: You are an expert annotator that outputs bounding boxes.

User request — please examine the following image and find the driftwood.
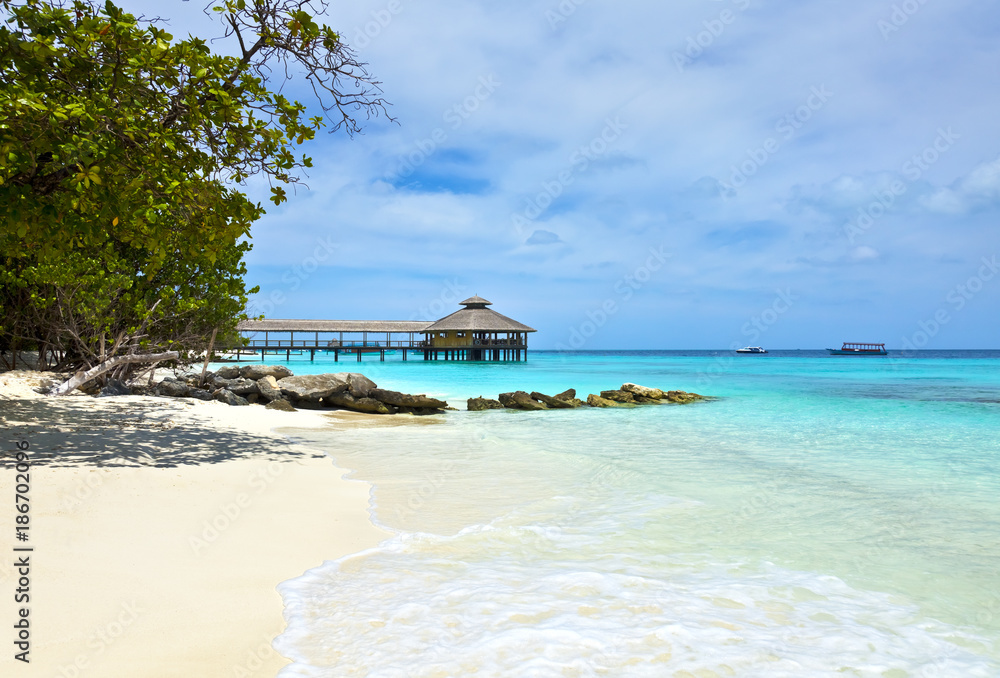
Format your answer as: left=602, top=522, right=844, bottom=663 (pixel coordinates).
left=48, top=351, right=179, bottom=396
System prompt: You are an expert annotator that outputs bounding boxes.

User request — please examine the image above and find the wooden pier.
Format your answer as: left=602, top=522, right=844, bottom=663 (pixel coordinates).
left=232, top=297, right=535, bottom=363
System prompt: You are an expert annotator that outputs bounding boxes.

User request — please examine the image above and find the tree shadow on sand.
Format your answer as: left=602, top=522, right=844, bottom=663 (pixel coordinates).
left=0, top=397, right=320, bottom=468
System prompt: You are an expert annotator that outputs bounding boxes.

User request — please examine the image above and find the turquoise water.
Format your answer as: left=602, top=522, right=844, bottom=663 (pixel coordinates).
left=260, top=351, right=1000, bottom=677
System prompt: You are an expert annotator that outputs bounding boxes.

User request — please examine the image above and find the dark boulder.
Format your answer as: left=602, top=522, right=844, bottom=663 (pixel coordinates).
left=587, top=393, right=635, bottom=408
left=256, top=375, right=284, bottom=402
left=265, top=398, right=296, bottom=412
left=325, top=391, right=397, bottom=414
left=467, top=396, right=504, bottom=411
left=215, top=365, right=242, bottom=380
left=215, top=389, right=249, bottom=406
left=498, top=391, right=548, bottom=411
left=530, top=392, right=577, bottom=408
left=240, top=364, right=294, bottom=381
left=600, top=389, right=636, bottom=403
left=97, top=379, right=131, bottom=397
left=156, top=379, right=190, bottom=398
left=369, top=388, right=447, bottom=410
left=228, top=378, right=259, bottom=397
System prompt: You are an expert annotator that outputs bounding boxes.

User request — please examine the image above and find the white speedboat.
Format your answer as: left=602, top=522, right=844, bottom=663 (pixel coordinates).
left=735, top=346, right=768, bottom=354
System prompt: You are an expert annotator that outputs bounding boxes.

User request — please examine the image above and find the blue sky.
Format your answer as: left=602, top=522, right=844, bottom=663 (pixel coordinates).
left=125, top=0, right=999, bottom=349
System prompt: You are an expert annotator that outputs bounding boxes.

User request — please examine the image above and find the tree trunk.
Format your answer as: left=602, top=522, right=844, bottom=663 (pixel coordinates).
left=48, top=351, right=179, bottom=396
left=200, top=328, right=218, bottom=387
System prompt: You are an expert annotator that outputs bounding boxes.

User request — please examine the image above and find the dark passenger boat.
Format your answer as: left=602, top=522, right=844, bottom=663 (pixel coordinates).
left=826, top=342, right=887, bottom=356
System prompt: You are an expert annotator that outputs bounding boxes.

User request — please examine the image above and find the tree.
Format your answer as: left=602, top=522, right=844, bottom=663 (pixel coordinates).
left=0, top=0, right=389, bottom=380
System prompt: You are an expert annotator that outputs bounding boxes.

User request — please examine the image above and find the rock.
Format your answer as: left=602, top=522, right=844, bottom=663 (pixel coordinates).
left=369, top=388, right=447, bottom=410
left=277, top=374, right=349, bottom=401
left=211, top=375, right=235, bottom=390
left=265, top=398, right=296, bottom=412
left=621, top=383, right=665, bottom=400
left=215, top=389, right=249, bottom=406
left=600, top=389, right=636, bottom=403
left=554, top=388, right=577, bottom=401
left=240, top=364, right=294, bottom=381
left=156, top=379, right=190, bottom=398
left=530, top=391, right=577, bottom=408
left=634, top=395, right=662, bottom=404
left=246, top=393, right=260, bottom=404
left=498, top=391, right=548, bottom=411
left=256, top=375, right=284, bottom=402
left=346, top=373, right=378, bottom=398
left=97, top=379, right=131, bottom=397
left=215, top=365, right=242, bottom=379
left=587, top=393, right=635, bottom=408
left=325, top=392, right=397, bottom=414
left=467, top=396, right=504, bottom=411
left=188, top=388, right=215, bottom=401
left=397, top=406, right=446, bottom=415
left=227, top=378, right=259, bottom=397
left=664, top=390, right=705, bottom=404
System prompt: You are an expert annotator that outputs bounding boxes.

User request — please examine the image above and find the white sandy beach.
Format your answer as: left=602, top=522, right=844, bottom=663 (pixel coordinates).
left=0, top=371, right=388, bottom=677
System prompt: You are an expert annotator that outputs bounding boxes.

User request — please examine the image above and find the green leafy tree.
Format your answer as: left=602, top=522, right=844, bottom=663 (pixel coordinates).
left=0, top=0, right=388, bottom=377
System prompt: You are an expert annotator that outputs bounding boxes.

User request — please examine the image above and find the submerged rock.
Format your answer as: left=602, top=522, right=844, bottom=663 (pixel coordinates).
left=240, top=364, right=294, bottom=381
left=530, top=391, right=577, bottom=408
left=499, top=391, right=548, bottom=411
left=467, top=396, right=503, bottom=411
left=587, top=393, right=635, bottom=408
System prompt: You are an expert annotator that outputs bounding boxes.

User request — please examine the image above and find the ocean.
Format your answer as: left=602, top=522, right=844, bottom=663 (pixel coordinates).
left=245, top=350, right=1000, bottom=676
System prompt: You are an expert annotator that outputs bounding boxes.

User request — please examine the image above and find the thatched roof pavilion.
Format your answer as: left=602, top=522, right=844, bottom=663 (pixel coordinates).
left=233, top=296, right=534, bottom=362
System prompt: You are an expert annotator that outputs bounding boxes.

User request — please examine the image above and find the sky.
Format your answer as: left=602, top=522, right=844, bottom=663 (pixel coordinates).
left=121, top=0, right=999, bottom=349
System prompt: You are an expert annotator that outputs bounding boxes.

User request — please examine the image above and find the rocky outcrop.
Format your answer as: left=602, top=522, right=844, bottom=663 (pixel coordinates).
left=369, top=388, right=447, bottom=410
left=530, top=391, right=577, bottom=408
left=622, top=383, right=665, bottom=400
left=240, top=364, right=294, bottom=381
left=98, top=379, right=131, bottom=397
left=664, top=390, right=704, bottom=404
left=499, top=391, right=548, bottom=411
left=325, top=392, right=396, bottom=415
left=587, top=393, right=635, bottom=408
left=600, top=389, right=636, bottom=404
left=467, top=396, right=503, bottom=411
left=276, top=374, right=349, bottom=401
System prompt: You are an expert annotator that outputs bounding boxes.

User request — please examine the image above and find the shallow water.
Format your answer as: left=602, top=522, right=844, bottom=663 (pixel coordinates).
left=261, top=351, right=1000, bottom=676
